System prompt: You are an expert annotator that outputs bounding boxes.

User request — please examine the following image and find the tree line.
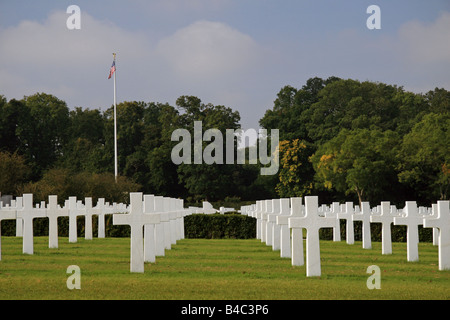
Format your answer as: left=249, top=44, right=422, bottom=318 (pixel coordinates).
left=0, top=77, right=448, bottom=206
left=261, top=77, right=449, bottom=206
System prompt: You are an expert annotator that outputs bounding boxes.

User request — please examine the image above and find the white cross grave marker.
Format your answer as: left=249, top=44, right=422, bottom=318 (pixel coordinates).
left=154, top=196, right=166, bottom=256
left=394, top=201, right=422, bottom=261
left=270, top=199, right=281, bottom=251
left=370, top=201, right=395, bottom=254
left=84, top=197, right=102, bottom=240
left=338, top=202, right=355, bottom=245
left=289, top=196, right=335, bottom=277
left=255, top=201, right=262, bottom=240
left=330, top=202, right=341, bottom=242
left=265, top=200, right=273, bottom=246
left=169, top=198, right=179, bottom=244
left=68, top=197, right=86, bottom=243
left=96, top=198, right=106, bottom=238
left=276, top=198, right=291, bottom=258
left=178, top=199, right=186, bottom=240
left=260, top=200, right=267, bottom=243
left=289, top=197, right=304, bottom=266
left=353, top=202, right=372, bottom=249
left=113, top=192, right=160, bottom=273
left=46, top=195, right=69, bottom=248
left=163, top=197, right=172, bottom=250
left=15, top=197, right=23, bottom=237
left=17, top=194, right=46, bottom=255
left=143, top=194, right=161, bottom=263
left=423, top=201, right=450, bottom=270
left=0, top=204, right=16, bottom=260
left=431, top=204, right=439, bottom=246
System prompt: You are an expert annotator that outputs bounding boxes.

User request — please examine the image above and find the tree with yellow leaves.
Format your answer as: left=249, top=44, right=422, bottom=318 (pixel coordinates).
left=276, top=139, right=314, bottom=197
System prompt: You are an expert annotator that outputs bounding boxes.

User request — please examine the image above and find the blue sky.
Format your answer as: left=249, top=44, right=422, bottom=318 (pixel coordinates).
left=1, top=0, right=449, bottom=132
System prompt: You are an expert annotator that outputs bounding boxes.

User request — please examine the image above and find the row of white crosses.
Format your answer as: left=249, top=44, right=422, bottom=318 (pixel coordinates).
left=0, top=193, right=127, bottom=259
left=0, top=193, right=191, bottom=273
left=241, top=197, right=450, bottom=276
left=113, top=192, right=190, bottom=273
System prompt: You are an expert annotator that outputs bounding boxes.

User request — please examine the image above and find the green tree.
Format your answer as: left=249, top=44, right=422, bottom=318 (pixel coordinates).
left=175, top=96, right=241, bottom=201
left=59, top=107, right=106, bottom=173
left=311, top=128, right=400, bottom=205
left=103, top=101, right=147, bottom=174
left=0, top=151, right=30, bottom=195
left=275, top=139, right=314, bottom=197
left=0, top=97, right=25, bottom=153
left=16, top=93, right=70, bottom=179
left=302, top=79, right=403, bottom=145
left=259, top=77, right=341, bottom=142
left=398, top=113, right=450, bottom=201
left=23, top=168, right=140, bottom=204
left=122, top=102, right=183, bottom=196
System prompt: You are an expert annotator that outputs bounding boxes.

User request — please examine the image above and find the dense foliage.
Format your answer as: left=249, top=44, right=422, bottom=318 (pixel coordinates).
left=0, top=76, right=448, bottom=207
left=260, top=77, right=449, bottom=206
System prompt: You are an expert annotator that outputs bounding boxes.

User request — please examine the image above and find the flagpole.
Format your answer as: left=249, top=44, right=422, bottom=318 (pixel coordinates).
left=113, top=53, right=118, bottom=182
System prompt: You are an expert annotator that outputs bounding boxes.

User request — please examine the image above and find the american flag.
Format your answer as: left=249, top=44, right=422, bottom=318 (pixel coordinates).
left=108, top=60, right=116, bottom=79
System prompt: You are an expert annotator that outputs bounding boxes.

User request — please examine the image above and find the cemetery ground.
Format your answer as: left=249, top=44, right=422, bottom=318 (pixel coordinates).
left=0, top=236, right=448, bottom=300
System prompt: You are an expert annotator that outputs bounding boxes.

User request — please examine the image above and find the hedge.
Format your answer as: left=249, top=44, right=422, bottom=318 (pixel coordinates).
left=0, top=214, right=434, bottom=242
left=184, top=214, right=256, bottom=239
left=319, top=220, right=433, bottom=242
left=0, top=215, right=130, bottom=238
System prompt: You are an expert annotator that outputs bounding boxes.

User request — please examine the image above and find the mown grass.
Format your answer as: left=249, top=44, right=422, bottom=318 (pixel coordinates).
left=0, top=236, right=448, bottom=300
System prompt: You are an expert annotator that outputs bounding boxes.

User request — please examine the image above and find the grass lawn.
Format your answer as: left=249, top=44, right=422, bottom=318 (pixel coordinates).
left=0, top=236, right=449, bottom=300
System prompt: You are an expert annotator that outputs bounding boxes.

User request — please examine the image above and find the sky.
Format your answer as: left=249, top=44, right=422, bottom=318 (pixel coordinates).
left=0, top=0, right=449, bottom=135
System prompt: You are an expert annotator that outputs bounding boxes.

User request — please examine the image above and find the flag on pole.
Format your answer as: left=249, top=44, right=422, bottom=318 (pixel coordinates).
left=108, top=60, right=116, bottom=79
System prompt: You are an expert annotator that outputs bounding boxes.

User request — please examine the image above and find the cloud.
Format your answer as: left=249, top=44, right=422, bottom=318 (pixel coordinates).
left=0, top=10, right=266, bottom=130
left=397, top=11, right=450, bottom=65
left=279, top=11, right=450, bottom=94
left=149, top=0, right=229, bottom=12
left=156, top=20, right=261, bottom=81
left=0, top=10, right=152, bottom=106
left=1, top=6, right=448, bottom=135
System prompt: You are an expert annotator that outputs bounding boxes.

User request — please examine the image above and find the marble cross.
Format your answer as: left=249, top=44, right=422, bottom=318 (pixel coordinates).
left=431, top=204, right=439, bottom=246
left=276, top=198, right=291, bottom=258
left=168, top=198, right=179, bottom=244
left=113, top=192, right=160, bottom=273
left=16, top=194, right=46, bottom=254
left=15, top=197, right=23, bottom=237
left=394, top=201, right=422, bottom=261
left=338, top=202, right=355, bottom=245
left=289, top=197, right=304, bottom=266
left=84, top=197, right=103, bottom=240
left=177, top=199, right=186, bottom=240
left=353, top=202, right=372, bottom=249
left=260, top=200, right=267, bottom=243
left=423, top=201, right=450, bottom=270
left=289, top=196, right=335, bottom=277
left=96, top=198, right=107, bottom=238
left=46, top=195, right=69, bottom=248
left=330, top=202, right=341, bottom=242
left=370, top=201, right=396, bottom=254
left=265, top=200, right=273, bottom=246
left=68, top=197, right=86, bottom=243
left=163, top=197, right=173, bottom=250
left=154, top=196, right=166, bottom=257
left=255, top=201, right=262, bottom=240
left=0, top=204, right=16, bottom=260
left=270, top=199, right=281, bottom=251
left=143, top=194, right=161, bottom=263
